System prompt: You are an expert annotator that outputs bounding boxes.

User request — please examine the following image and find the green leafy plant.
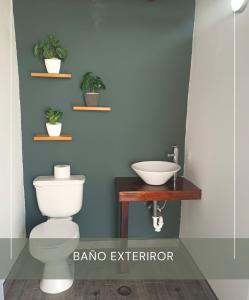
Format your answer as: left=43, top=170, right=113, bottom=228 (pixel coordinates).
left=81, top=72, right=106, bottom=93
left=33, top=35, right=68, bottom=60
left=45, top=108, right=63, bottom=124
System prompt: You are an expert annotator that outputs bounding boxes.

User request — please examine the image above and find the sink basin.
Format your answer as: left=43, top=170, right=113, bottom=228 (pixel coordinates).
left=131, top=161, right=181, bottom=186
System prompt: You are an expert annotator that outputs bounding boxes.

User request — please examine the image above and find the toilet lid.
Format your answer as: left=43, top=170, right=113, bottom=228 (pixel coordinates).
left=30, top=219, right=79, bottom=239
left=33, top=175, right=85, bottom=187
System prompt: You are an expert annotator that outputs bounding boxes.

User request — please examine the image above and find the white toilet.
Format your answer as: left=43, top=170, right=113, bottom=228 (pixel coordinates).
left=29, top=165, right=85, bottom=294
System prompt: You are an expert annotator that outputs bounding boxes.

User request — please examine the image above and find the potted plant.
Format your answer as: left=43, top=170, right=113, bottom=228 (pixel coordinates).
left=33, top=34, right=68, bottom=74
left=45, top=108, right=63, bottom=137
left=80, top=72, right=106, bottom=106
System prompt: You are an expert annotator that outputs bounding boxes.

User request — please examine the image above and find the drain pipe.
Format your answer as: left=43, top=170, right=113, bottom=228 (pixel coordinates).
left=152, top=201, right=164, bottom=232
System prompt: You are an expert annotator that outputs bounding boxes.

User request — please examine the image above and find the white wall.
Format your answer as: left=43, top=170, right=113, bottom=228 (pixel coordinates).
left=0, top=281, right=3, bottom=300
left=180, top=0, right=249, bottom=299
left=0, top=0, right=26, bottom=290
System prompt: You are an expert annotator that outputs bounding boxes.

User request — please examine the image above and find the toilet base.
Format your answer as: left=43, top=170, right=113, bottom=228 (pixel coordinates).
left=40, top=279, right=73, bottom=294
left=40, top=258, right=74, bottom=294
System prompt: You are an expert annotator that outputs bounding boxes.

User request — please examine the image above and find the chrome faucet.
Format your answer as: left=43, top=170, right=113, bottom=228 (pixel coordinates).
left=168, top=145, right=179, bottom=164
left=168, top=145, right=179, bottom=187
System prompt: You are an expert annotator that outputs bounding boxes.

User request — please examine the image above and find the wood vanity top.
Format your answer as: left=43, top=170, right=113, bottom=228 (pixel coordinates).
left=115, top=177, right=201, bottom=202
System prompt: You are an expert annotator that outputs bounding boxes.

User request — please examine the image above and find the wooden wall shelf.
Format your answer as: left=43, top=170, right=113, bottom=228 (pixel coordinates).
left=33, top=134, right=73, bottom=141
left=73, top=106, right=112, bottom=111
left=31, top=73, right=72, bottom=78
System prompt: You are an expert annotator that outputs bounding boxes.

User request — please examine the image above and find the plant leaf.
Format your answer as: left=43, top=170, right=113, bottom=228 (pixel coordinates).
left=45, top=108, right=63, bottom=123
left=33, top=35, right=68, bottom=60
left=33, top=44, right=40, bottom=57
left=56, top=48, right=68, bottom=60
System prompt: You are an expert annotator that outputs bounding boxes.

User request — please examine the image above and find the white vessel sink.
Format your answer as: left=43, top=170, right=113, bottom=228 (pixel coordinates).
left=131, top=161, right=181, bottom=186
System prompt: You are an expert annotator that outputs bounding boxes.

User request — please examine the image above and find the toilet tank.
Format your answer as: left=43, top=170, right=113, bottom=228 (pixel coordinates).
left=33, top=175, right=85, bottom=218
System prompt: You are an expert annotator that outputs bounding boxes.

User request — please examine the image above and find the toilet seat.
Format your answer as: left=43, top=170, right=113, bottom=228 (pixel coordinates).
left=30, top=219, right=79, bottom=240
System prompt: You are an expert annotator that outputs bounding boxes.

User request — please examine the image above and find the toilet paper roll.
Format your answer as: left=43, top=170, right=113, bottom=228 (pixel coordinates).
left=54, top=165, right=71, bottom=179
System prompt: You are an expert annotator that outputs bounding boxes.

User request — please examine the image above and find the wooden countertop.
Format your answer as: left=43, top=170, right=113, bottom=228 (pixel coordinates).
left=115, top=177, right=201, bottom=202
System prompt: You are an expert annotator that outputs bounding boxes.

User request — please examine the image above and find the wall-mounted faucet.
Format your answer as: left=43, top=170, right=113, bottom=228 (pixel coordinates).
left=168, top=145, right=179, bottom=187
left=168, top=145, right=179, bottom=164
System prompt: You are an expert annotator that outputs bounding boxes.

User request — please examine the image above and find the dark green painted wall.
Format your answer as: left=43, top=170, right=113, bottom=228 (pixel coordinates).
left=13, top=0, right=194, bottom=238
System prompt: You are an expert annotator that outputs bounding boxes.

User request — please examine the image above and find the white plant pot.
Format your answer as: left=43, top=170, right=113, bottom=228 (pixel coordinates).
left=46, top=123, right=62, bottom=137
left=44, top=58, right=61, bottom=74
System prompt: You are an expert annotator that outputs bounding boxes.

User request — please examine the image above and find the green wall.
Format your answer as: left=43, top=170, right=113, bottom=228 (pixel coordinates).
left=13, top=0, right=195, bottom=238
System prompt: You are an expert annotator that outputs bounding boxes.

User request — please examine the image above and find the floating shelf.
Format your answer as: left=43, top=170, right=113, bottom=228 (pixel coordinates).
left=73, top=106, right=112, bottom=111
left=33, top=134, right=73, bottom=141
left=31, top=73, right=72, bottom=78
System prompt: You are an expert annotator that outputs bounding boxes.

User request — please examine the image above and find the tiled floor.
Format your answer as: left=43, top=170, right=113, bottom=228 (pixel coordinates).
left=4, top=280, right=217, bottom=300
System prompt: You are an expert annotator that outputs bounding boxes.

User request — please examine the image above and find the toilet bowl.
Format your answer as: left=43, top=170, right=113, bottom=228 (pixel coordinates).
left=29, top=166, right=85, bottom=294
left=30, top=219, right=80, bottom=294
